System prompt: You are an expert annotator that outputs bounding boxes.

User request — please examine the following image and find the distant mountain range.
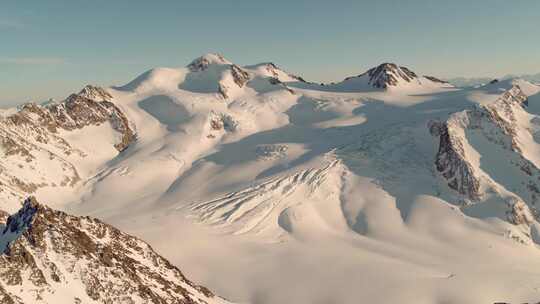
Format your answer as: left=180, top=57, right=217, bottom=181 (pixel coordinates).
left=447, top=72, right=540, bottom=87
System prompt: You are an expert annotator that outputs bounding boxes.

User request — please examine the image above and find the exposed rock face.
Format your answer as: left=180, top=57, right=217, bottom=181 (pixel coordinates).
left=341, top=63, right=453, bottom=90
left=0, top=86, right=136, bottom=209
left=263, top=62, right=306, bottom=83
left=0, top=197, right=232, bottom=304
left=77, top=85, right=113, bottom=102
left=57, top=94, right=135, bottom=151
left=230, top=64, right=250, bottom=88
left=8, top=86, right=135, bottom=152
left=423, top=75, right=449, bottom=84
left=429, top=119, right=481, bottom=200
left=430, top=85, right=540, bottom=227
left=187, top=53, right=229, bottom=72
left=483, top=85, right=529, bottom=144
left=209, top=112, right=238, bottom=133
left=219, top=65, right=251, bottom=99
left=268, top=77, right=295, bottom=94
left=430, top=85, right=530, bottom=202
left=506, top=197, right=534, bottom=225
left=347, top=63, right=418, bottom=89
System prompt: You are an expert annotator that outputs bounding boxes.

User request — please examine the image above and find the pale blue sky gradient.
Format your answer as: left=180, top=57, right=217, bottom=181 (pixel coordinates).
left=1, top=0, right=539, bottom=105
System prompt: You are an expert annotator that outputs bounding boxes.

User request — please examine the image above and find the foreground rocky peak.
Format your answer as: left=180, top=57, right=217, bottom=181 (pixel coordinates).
left=0, top=197, right=232, bottom=304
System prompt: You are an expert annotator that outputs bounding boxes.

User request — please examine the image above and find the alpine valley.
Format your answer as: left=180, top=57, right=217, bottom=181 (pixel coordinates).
left=2, top=53, right=540, bottom=303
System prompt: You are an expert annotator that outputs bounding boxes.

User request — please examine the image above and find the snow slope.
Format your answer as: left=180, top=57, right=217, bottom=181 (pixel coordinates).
left=3, top=54, right=540, bottom=303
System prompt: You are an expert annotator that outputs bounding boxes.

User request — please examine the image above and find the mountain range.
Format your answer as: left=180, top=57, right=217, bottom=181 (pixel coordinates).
left=447, top=72, right=540, bottom=88
left=1, top=53, right=540, bottom=303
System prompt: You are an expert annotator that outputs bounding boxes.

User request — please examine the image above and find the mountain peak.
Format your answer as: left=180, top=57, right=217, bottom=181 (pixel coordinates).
left=364, top=62, right=418, bottom=88
left=77, top=85, right=112, bottom=102
left=336, top=62, right=453, bottom=91
left=187, top=53, right=232, bottom=71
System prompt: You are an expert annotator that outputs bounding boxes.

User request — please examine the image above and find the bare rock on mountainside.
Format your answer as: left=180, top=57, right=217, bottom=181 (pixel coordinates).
left=230, top=64, right=250, bottom=88
left=0, top=197, right=232, bottom=304
left=423, top=75, right=449, bottom=84
left=431, top=84, right=540, bottom=227
left=218, top=65, right=251, bottom=99
left=0, top=86, right=136, bottom=209
left=7, top=85, right=135, bottom=152
left=209, top=112, right=238, bottom=133
left=339, top=62, right=454, bottom=90
left=263, top=62, right=307, bottom=83
left=77, top=85, right=114, bottom=102
left=187, top=53, right=230, bottom=72
left=429, top=119, right=481, bottom=200
left=366, top=63, right=418, bottom=88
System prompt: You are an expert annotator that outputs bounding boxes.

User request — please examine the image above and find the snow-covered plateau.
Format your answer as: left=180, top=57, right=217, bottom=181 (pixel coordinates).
left=2, top=53, right=540, bottom=303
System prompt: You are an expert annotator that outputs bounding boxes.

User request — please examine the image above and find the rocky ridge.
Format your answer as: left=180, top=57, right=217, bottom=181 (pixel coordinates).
left=430, top=84, right=540, bottom=226
left=0, top=86, right=136, bottom=211
left=0, top=197, right=231, bottom=304
left=343, top=63, right=452, bottom=89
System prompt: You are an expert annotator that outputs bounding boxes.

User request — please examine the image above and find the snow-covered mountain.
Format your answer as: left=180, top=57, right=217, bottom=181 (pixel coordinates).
left=0, top=197, right=232, bottom=304
left=0, top=86, right=136, bottom=212
left=3, top=53, right=540, bottom=303
left=327, top=62, right=454, bottom=92
left=447, top=72, right=540, bottom=88
left=429, top=83, right=540, bottom=230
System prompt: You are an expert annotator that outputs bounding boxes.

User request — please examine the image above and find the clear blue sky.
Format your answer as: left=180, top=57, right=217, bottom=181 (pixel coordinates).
left=1, top=0, right=539, bottom=105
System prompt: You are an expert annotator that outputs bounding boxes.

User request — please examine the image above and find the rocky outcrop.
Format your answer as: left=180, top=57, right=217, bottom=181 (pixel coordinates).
left=263, top=62, right=306, bottom=83
left=0, top=86, right=136, bottom=208
left=268, top=77, right=295, bottom=94
left=430, top=85, right=540, bottom=228
left=0, top=197, right=232, bottom=303
left=429, top=119, right=481, bottom=200
left=187, top=53, right=229, bottom=72
left=230, top=64, right=250, bottom=88
left=209, top=112, right=238, bottom=133
left=430, top=85, right=530, bottom=201
left=77, top=85, right=113, bottom=102
left=219, top=65, right=251, bottom=99
left=346, top=63, right=418, bottom=89
left=483, top=86, right=529, bottom=149
left=50, top=94, right=136, bottom=151
left=342, top=63, right=453, bottom=90
left=506, top=197, right=534, bottom=225
left=8, top=87, right=135, bottom=152
left=423, top=75, right=449, bottom=84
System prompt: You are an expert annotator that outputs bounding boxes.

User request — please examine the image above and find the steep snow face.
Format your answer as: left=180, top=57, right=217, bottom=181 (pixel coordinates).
left=330, top=63, right=454, bottom=92
left=0, top=197, right=233, bottom=304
